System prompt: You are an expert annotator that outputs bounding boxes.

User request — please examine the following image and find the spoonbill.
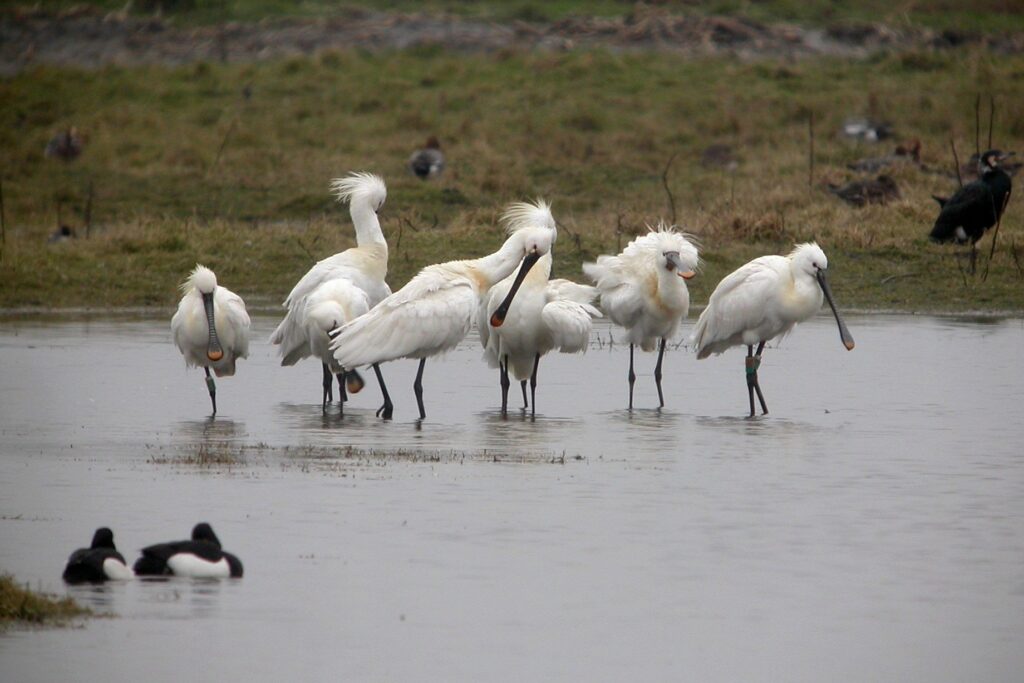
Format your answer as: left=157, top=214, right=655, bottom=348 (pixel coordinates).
left=133, top=522, right=243, bottom=578
left=62, top=527, right=133, bottom=583
left=331, top=199, right=558, bottom=419
left=583, top=224, right=699, bottom=409
left=171, top=264, right=250, bottom=417
left=691, top=242, right=855, bottom=417
left=479, top=251, right=600, bottom=416
left=270, top=172, right=393, bottom=416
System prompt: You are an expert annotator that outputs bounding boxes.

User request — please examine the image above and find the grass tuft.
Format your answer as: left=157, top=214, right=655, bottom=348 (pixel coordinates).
left=0, top=574, right=91, bottom=628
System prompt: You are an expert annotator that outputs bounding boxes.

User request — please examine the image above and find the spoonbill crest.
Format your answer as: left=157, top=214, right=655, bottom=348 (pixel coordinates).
left=331, top=199, right=558, bottom=419
left=691, top=242, right=855, bottom=417
left=270, top=172, right=394, bottom=416
left=479, top=250, right=600, bottom=416
left=583, top=223, right=699, bottom=409
left=171, top=264, right=250, bottom=416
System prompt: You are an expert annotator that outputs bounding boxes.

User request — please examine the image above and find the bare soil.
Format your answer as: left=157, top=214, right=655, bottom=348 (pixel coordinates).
left=3, top=5, right=1023, bottom=75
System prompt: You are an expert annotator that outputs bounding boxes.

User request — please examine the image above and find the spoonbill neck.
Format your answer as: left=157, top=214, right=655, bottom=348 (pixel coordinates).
left=349, top=203, right=387, bottom=247
left=474, top=232, right=538, bottom=289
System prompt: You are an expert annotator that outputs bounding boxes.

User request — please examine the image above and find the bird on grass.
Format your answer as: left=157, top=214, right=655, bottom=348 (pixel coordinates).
left=133, top=523, right=243, bottom=579
left=841, top=118, right=894, bottom=142
left=583, top=224, right=699, bottom=410
left=270, top=173, right=393, bottom=416
left=62, top=527, right=133, bottom=584
left=171, top=265, right=250, bottom=417
left=691, top=243, right=855, bottom=418
left=479, top=248, right=600, bottom=416
left=827, top=174, right=900, bottom=207
left=408, top=136, right=445, bottom=180
left=331, top=199, right=557, bottom=420
left=929, top=149, right=1014, bottom=254
left=44, top=127, right=83, bottom=161
left=847, top=139, right=921, bottom=173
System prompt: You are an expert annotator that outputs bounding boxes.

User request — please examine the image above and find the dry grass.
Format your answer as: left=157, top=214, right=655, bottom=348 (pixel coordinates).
left=1, top=48, right=1023, bottom=311
left=0, top=574, right=91, bottom=628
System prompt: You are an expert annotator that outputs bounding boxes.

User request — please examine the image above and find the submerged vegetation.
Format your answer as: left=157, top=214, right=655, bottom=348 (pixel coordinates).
left=1, top=10, right=1023, bottom=312
left=0, top=574, right=91, bottom=628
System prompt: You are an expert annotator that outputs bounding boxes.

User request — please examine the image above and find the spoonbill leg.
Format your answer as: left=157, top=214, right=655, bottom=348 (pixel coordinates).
left=745, top=341, right=768, bottom=417
left=372, top=364, right=394, bottom=420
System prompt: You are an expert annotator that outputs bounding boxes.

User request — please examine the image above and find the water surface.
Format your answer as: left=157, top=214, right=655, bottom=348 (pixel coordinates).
left=1, top=314, right=1022, bottom=682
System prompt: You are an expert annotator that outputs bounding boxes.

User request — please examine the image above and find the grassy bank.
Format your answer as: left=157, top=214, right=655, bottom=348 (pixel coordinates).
left=2, top=48, right=1023, bottom=312
left=0, top=574, right=91, bottom=628
left=34, top=0, right=1024, bottom=33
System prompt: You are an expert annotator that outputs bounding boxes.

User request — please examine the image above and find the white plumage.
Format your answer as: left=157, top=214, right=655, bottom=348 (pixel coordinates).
left=171, top=264, right=250, bottom=415
left=331, top=199, right=558, bottom=419
left=479, top=251, right=600, bottom=415
left=583, top=223, right=699, bottom=408
left=691, top=242, right=855, bottom=416
left=270, top=172, right=391, bottom=412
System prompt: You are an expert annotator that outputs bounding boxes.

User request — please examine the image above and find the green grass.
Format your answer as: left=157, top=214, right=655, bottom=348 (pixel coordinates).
left=0, top=574, right=91, bottom=628
left=2, top=48, right=1023, bottom=311
left=27, top=0, right=1024, bottom=33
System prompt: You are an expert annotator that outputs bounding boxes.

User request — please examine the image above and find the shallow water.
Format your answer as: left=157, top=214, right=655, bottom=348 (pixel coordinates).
left=1, top=313, right=1023, bottom=682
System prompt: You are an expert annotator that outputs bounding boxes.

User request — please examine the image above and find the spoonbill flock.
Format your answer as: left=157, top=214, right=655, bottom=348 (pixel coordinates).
left=171, top=172, right=855, bottom=419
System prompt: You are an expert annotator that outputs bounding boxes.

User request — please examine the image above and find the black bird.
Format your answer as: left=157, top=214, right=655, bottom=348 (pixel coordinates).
left=828, top=175, right=901, bottom=207
left=62, top=527, right=134, bottom=583
left=44, top=127, right=83, bottom=162
left=408, top=136, right=445, bottom=180
left=133, top=522, right=243, bottom=578
left=929, top=149, right=1014, bottom=245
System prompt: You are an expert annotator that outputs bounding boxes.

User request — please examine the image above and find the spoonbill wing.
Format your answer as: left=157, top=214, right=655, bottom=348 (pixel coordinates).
left=331, top=273, right=478, bottom=369
left=542, top=300, right=601, bottom=354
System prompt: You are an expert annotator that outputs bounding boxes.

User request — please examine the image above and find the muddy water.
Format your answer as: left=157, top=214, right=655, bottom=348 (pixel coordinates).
left=1, top=314, right=1022, bottom=682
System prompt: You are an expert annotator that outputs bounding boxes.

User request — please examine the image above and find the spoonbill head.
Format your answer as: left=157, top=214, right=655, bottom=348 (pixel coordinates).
left=330, top=198, right=556, bottom=419
left=691, top=242, right=854, bottom=416
left=583, top=223, right=699, bottom=408
left=171, top=264, right=251, bottom=417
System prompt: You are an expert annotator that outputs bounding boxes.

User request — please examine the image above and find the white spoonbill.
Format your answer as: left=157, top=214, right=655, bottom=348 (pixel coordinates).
left=479, top=249, right=600, bottom=416
left=583, top=223, right=699, bottom=409
left=171, top=264, right=250, bottom=416
left=270, top=172, right=394, bottom=416
left=331, top=199, right=558, bottom=419
left=690, top=242, right=855, bottom=417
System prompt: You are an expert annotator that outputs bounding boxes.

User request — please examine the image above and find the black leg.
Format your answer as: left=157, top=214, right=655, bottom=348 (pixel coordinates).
left=753, top=341, right=768, bottom=415
left=413, top=358, right=426, bottom=420
left=499, top=355, right=510, bottom=416
left=529, top=353, right=540, bottom=417
left=745, top=345, right=756, bottom=418
left=654, top=338, right=666, bottom=408
left=204, top=366, right=217, bottom=417
left=336, top=372, right=347, bottom=415
left=520, top=380, right=528, bottom=409
left=322, top=363, right=332, bottom=413
left=373, top=363, right=393, bottom=419
left=628, top=343, right=636, bottom=410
